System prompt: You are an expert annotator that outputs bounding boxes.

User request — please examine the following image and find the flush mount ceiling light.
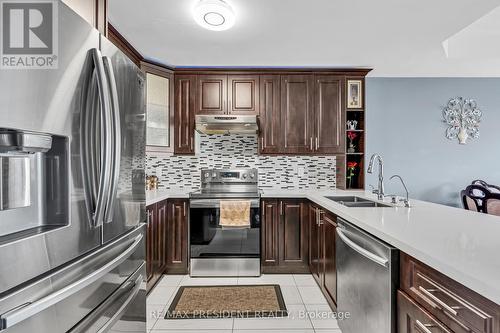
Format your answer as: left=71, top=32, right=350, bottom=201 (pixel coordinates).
left=193, top=0, right=235, bottom=31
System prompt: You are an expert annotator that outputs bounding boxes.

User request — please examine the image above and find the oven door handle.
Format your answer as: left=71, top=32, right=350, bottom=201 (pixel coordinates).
left=190, top=199, right=260, bottom=209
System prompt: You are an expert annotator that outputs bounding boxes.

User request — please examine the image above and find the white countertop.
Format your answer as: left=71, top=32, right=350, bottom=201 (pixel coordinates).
left=146, top=189, right=189, bottom=205
left=262, top=189, right=500, bottom=305
left=146, top=187, right=500, bottom=303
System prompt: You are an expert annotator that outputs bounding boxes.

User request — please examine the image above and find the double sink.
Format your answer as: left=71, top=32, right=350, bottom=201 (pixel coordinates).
left=326, top=196, right=392, bottom=208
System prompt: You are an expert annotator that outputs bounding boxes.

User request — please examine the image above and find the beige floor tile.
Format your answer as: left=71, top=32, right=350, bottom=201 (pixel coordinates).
left=297, top=286, right=328, bottom=305
left=147, top=286, right=177, bottom=305
left=233, top=304, right=312, bottom=330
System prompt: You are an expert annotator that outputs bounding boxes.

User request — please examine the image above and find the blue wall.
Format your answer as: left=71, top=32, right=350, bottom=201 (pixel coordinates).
left=365, top=78, right=500, bottom=206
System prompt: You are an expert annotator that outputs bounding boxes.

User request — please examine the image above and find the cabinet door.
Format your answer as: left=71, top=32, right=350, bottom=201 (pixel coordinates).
left=174, top=75, right=196, bottom=154
left=228, top=75, right=259, bottom=115
left=144, top=64, right=174, bottom=153
left=314, top=75, right=345, bottom=153
left=279, top=200, right=308, bottom=268
left=146, top=204, right=156, bottom=283
left=157, top=200, right=168, bottom=274
left=281, top=75, right=314, bottom=153
left=398, top=290, right=453, bottom=333
left=261, top=200, right=279, bottom=267
left=197, top=75, right=227, bottom=114
left=309, top=204, right=321, bottom=282
left=259, top=75, right=281, bottom=154
left=322, top=212, right=337, bottom=308
left=167, top=200, right=189, bottom=274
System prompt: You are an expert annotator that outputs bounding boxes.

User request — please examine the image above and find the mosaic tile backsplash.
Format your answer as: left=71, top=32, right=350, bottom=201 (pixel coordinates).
left=146, top=134, right=336, bottom=190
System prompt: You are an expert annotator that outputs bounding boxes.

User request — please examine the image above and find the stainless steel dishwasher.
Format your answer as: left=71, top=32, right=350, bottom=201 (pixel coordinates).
left=336, top=218, right=399, bottom=333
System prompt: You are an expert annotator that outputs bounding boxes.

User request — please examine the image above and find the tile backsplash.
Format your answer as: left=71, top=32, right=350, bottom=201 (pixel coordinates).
left=146, top=134, right=336, bottom=191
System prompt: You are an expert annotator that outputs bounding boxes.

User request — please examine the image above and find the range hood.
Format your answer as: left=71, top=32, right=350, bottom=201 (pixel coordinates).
left=195, top=115, right=259, bottom=135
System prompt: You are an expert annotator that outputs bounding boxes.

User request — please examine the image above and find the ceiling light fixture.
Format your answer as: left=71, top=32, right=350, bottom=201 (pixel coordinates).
left=193, top=0, right=235, bottom=31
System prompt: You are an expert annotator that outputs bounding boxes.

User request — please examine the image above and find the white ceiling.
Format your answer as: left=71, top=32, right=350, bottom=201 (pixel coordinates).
left=108, top=0, right=500, bottom=77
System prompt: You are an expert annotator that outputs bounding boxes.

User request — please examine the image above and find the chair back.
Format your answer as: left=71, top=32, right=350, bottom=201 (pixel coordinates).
left=472, top=180, right=500, bottom=193
left=461, top=185, right=487, bottom=212
left=484, top=192, right=500, bottom=216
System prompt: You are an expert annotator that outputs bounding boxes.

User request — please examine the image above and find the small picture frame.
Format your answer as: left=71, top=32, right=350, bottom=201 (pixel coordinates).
left=347, top=80, right=363, bottom=109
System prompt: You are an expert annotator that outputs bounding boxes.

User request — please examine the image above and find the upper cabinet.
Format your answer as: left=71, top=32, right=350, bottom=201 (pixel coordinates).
left=281, top=75, right=315, bottom=154
left=174, top=75, right=197, bottom=155
left=196, top=74, right=260, bottom=115
left=172, top=69, right=369, bottom=158
left=143, top=63, right=174, bottom=153
left=314, top=75, right=345, bottom=154
left=197, top=75, right=227, bottom=115
left=228, top=75, right=260, bottom=115
left=259, top=75, right=281, bottom=154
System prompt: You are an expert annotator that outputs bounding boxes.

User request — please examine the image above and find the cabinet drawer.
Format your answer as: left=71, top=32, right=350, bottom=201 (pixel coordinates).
left=398, top=290, right=452, bottom=333
left=401, top=253, right=499, bottom=333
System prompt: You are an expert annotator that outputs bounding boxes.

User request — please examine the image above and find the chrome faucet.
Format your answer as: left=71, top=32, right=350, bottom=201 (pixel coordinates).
left=390, top=174, right=411, bottom=207
left=367, top=154, right=384, bottom=200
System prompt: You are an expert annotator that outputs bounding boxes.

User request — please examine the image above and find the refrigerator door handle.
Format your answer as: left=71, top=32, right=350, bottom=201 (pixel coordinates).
left=102, top=56, right=121, bottom=224
left=0, top=233, right=143, bottom=331
left=336, top=227, right=389, bottom=267
left=68, top=270, right=143, bottom=333
left=81, top=48, right=113, bottom=228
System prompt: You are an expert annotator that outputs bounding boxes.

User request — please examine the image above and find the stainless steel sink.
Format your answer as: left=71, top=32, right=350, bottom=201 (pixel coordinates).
left=325, top=196, right=370, bottom=204
left=326, top=196, right=392, bottom=208
left=342, top=201, right=392, bottom=208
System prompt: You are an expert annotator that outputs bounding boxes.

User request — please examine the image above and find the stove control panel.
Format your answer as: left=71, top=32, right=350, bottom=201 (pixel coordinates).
left=201, top=168, right=258, bottom=183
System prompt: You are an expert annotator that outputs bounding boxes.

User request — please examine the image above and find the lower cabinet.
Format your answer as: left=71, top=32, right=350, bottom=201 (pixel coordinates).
left=322, top=211, right=337, bottom=308
left=146, top=199, right=189, bottom=291
left=166, top=200, right=189, bottom=274
left=399, top=253, right=500, bottom=333
left=309, top=203, right=338, bottom=309
left=261, top=199, right=309, bottom=273
left=146, top=200, right=168, bottom=290
left=398, top=290, right=453, bottom=333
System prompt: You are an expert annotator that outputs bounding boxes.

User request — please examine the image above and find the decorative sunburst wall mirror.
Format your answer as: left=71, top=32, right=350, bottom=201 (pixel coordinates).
left=442, top=97, right=482, bottom=145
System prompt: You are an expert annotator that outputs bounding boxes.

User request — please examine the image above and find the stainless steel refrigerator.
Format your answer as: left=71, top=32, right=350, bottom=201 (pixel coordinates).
left=0, top=1, right=146, bottom=332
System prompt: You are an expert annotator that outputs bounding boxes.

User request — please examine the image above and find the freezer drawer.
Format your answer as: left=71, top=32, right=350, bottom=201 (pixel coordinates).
left=0, top=225, right=145, bottom=333
left=70, top=263, right=146, bottom=333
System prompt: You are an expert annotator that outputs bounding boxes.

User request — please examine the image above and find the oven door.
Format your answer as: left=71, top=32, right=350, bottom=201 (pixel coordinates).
left=189, top=198, right=260, bottom=277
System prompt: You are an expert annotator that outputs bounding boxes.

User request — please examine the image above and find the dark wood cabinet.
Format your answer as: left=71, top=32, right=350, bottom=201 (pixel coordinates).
left=259, top=75, right=281, bottom=154
left=146, top=200, right=168, bottom=290
left=280, top=200, right=309, bottom=268
left=196, top=75, right=227, bottom=115
left=170, top=69, right=369, bottom=157
left=314, top=75, right=345, bottom=154
left=398, top=290, right=453, bottom=333
left=228, top=75, right=260, bottom=115
left=174, top=75, right=196, bottom=154
left=146, top=199, right=188, bottom=291
left=400, top=253, right=500, bottom=333
left=157, top=201, right=168, bottom=275
left=166, top=200, right=189, bottom=274
left=322, top=211, right=337, bottom=308
left=261, top=200, right=280, bottom=267
left=308, top=203, right=338, bottom=309
left=309, top=204, right=321, bottom=280
left=281, top=75, right=315, bottom=154
left=261, top=199, right=309, bottom=273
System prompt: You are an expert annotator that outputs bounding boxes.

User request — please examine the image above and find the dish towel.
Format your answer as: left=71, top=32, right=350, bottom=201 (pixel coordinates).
left=219, top=200, right=251, bottom=229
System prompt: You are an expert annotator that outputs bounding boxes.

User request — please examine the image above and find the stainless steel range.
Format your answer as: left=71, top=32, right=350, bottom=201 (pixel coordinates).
left=189, top=168, right=261, bottom=277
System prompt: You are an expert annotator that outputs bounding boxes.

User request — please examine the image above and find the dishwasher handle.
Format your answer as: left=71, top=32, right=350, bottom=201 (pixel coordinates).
left=337, top=227, right=389, bottom=267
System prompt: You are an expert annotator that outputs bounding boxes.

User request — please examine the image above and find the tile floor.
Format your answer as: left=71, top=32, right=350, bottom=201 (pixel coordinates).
left=147, top=274, right=343, bottom=333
